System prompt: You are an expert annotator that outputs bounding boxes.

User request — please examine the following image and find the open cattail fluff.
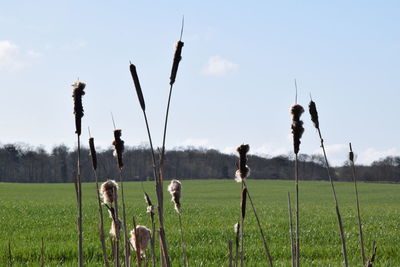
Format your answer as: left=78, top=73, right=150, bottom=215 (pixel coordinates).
left=235, top=144, right=250, bottom=182
left=110, top=218, right=121, bottom=237
left=72, top=81, right=86, bottom=136
left=130, top=225, right=151, bottom=255
left=100, top=180, right=118, bottom=204
left=308, top=100, right=319, bottom=129
left=112, top=129, right=125, bottom=168
left=167, top=179, right=182, bottom=213
left=234, top=222, right=240, bottom=234
left=290, top=104, right=305, bottom=155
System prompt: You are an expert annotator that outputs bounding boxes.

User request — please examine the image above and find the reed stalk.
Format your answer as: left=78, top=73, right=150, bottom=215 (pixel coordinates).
left=112, top=129, right=130, bottom=267
left=130, top=63, right=171, bottom=266
left=365, top=241, right=377, bottom=267
left=349, top=143, right=366, bottom=265
left=72, top=80, right=85, bottom=267
left=234, top=222, right=240, bottom=267
left=288, top=192, right=295, bottom=267
left=132, top=217, right=142, bottom=267
left=89, top=136, right=110, bottom=267
left=144, top=192, right=156, bottom=267
left=308, top=99, right=348, bottom=267
left=290, top=103, right=305, bottom=267
left=240, top=185, right=246, bottom=267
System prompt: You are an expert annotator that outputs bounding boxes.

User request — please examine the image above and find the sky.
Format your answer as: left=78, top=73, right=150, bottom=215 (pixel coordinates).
left=1, top=1, right=400, bottom=166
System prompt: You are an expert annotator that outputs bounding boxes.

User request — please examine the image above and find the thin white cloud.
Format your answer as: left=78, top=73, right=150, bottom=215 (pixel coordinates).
left=253, top=143, right=289, bottom=157
left=178, top=138, right=214, bottom=149
left=203, top=56, right=238, bottom=76
left=359, top=147, right=398, bottom=164
left=0, top=40, right=21, bottom=70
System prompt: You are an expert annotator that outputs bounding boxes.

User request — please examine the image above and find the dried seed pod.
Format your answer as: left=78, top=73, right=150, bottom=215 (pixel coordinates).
left=241, top=187, right=247, bottom=219
left=112, top=129, right=124, bottom=169
left=290, top=104, right=305, bottom=154
left=349, top=143, right=354, bottom=162
left=89, top=137, right=97, bottom=170
left=129, top=63, right=146, bottom=111
left=235, top=144, right=250, bottom=182
left=170, top=41, right=184, bottom=86
left=72, top=81, right=86, bottom=136
left=309, top=100, right=319, bottom=129
left=167, top=179, right=182, bottom=213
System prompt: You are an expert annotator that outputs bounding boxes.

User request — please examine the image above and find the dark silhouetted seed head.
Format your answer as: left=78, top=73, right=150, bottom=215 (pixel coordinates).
left=309, top=100, right=319, bottom=129
left=72, top=81, right=86, bottom=136
left=290, top=104, right=305, bottom=154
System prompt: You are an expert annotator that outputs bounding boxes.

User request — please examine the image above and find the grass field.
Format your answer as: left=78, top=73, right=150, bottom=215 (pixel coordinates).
left=0, top=179, right=399, bottom=266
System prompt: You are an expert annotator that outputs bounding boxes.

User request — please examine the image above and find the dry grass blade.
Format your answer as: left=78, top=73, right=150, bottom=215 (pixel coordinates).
left=365, top=241, right=377, bottom=267
left=349, top=143, right=366, bottom=265
left=308, top=98, right=348, bottom=267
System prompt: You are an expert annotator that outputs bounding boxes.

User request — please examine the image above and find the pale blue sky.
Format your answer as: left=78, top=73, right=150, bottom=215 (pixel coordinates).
left=1, top=1, right=399, bottom=165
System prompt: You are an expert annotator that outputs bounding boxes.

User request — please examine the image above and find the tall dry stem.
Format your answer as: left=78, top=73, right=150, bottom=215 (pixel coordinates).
left=89, top=136, right=110, bottom=267
left=287, top=192, right=295, bottom=267
left=309, top=99, right=348, bottom=267
left=144, top=192, right=156, bottom=267
left=72, top=80, right=85, bottom=267
left=349, top=143, right=366, bottom=265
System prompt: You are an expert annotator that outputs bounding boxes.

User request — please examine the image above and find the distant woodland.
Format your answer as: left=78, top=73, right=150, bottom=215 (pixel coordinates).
left=0, top=143, right=399, bottom=183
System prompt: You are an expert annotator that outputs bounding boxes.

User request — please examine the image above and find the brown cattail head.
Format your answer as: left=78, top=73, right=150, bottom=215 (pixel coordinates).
left=112, top=129, right=124, bottom=169
left=349, top=143, right=354, bottom=162
left=130, top=225, right=151, bottom=255
left=241, top=187, right=247, bottom=219
left=144, top=192, right=154, bottom=214
left=72, top=81, right=86, bottom=136
left=167, top=179, right=182, bottom=213
left=290, top=104, right=305, bottom=154
left=235, top=144, right=250, bottom=182
left=89, top=137, right=97, bottom=170
left=170, top=41, right=184, bottom=86
left=100, top=180, right=118, bottom=204
left=308, top=100, right=319, bottom=129
left=129, top=63, right=146, bottom=111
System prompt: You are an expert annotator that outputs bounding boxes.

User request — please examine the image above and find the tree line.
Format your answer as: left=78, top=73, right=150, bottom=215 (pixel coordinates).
left=0, top=143, right=399, bottom=183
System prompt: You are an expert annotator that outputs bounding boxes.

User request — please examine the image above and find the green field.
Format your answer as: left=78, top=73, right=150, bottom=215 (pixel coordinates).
left=0, top=180, right=399, bottom=266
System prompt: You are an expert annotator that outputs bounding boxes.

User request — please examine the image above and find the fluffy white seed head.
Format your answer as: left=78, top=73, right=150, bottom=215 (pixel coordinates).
left=100, top=180, right=118, bottom=204
left=167, top=179, right=182, bottom=213
left=130, top=225, right=151, bottom=255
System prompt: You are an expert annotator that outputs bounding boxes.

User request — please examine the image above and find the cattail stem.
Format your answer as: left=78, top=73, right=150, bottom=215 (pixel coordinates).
left=113, top=188, right=120, bottom=267
left=178, top=212, right=188, bottom=267
left=234, top=222, right=240, bottom=267
left=240, top=182, right=245, bottom=267
left=288, top=192, right=295, bottom=267
left=90, top=137, right=110, bottom=267
left=295, top=153, right=300, bottom=267
left=242, top=181, right=273, bottom=266
left=349, top=143, right=366, bottom=265
left=40, top=237, right=45, bottom=267
left=317, top=128, right=348, bottom=267
left=149, top=212, right=156, bottom=267
left=118, top=171, right=130, bottom=267
left=228, top=240, right=233, bottom=267
left=76, top=135, right=83, bottom=267
left=8, top=240, right=12, bottom=267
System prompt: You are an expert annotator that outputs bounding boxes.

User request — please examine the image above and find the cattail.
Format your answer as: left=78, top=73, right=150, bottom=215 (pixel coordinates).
left=290, top=104, right=305, bottom=154
left=89, top=137, right=97, bottom=170
left=112, top=129, right=124, bottom=169
left=167, top=179, right=182, bottom=213
left=170, top=40, right=184, bottom=86
left=72, top=81, right=86, bottom=136
left=241, top=187, right=247, bottom=219
left=130, top=225, right=152, bottom=255
left=144, top=192, right=154, bottom=214
left=308, top=100, right=319, bottom=129
left=100, top=180, right=118, bottom=204
left=130, top=63, right=146, bottom=111
left=235, top=144, right=250, bottom=182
